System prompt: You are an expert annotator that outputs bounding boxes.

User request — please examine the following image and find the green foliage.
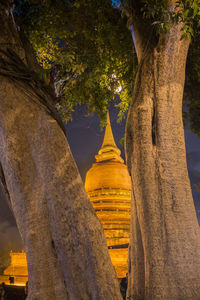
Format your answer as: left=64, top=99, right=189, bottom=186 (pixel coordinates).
left=15, top=0, right=135, bottom=121
left=140, top=0, right=176, bottom=34
left=14, top=0, right=200, bottom=136
left=120, top=0, right=200, bottom=39
left=177, top=0, right=200, bottom=41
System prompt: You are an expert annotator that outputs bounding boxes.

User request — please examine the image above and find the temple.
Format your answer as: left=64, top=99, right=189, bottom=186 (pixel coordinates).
left=0, top=252, right=28, bottom=286
left=85, top=112, right=131, bottom=278
left=0, top=112, right=131, bottom=284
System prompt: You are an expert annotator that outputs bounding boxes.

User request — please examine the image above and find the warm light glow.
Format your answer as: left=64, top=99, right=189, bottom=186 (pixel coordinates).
left=85, top=112, right=131, bottom=278
left=0, top=252, right=28, bottom=286
left=110, top=74, right=123, bottom=93
left=115, top=84, right=123, bottom=93
left=0, top=113, right=131, bottom=282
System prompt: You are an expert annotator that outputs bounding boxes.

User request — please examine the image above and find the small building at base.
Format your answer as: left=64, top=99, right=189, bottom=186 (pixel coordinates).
left=0, top=112, right=131, bottom=283
left=0, top=252, right=28, bottom=286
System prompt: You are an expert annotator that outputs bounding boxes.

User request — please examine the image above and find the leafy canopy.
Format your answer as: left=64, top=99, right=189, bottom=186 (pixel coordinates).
left=15, top=0, right=136, bottom=124
left=14, top=0, right=200, bottom=134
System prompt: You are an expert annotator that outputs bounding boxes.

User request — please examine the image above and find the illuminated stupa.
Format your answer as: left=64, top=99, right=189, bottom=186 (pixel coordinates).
left=85, top=112, right=131, bottom=278
left=0, top=113, right=131, bottom=283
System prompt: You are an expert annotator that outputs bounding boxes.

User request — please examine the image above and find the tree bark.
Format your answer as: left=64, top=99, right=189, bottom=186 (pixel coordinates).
left=0, top=3, right=121, bottom=299
left=125, top=10, right=200, bottom=300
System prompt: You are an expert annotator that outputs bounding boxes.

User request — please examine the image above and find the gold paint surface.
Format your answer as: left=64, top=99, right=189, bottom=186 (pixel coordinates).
left=85, top=112, right=131, bottom=278
left=0, top=113, right=131, bottom=282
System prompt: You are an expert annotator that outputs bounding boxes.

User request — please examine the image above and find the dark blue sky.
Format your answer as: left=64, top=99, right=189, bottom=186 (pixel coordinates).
left=66, top=106, right=200, bottom=218
left=0, top=106, right=200, bottom=252
left=66, top=105, right=127, bottom=181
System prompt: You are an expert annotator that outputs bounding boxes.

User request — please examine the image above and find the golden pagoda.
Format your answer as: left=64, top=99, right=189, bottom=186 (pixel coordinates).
left=85, top=112, right=131, bottom=278
left=0, top=113, right=131, bottom=282
left=0, top=252, right=28, bottom=286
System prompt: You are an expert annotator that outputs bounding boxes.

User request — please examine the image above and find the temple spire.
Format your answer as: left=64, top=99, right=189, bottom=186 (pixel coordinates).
left=95, top=111, right=124, bottom=163
left=101, top=112, right=117, bottom=149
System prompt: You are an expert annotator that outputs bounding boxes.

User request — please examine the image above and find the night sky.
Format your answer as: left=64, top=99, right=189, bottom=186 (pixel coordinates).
left=0, top=105, right=200, bottom=252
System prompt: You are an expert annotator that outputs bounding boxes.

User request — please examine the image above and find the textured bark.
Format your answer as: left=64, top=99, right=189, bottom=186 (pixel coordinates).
left=0, top=3, right=121, bottom=300
left=126, top=6, right=200, bottom=300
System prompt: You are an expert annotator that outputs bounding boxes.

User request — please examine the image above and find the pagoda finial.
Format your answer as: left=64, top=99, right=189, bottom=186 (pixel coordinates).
left=95, top=111, right=124, bottom=163
left=101, top=111, right=117, bottom=149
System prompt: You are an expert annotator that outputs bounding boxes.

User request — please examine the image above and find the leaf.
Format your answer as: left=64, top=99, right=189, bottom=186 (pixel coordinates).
left=180, top=32, right=188, bottom=40
left=183, top=9, right=190, bottom=17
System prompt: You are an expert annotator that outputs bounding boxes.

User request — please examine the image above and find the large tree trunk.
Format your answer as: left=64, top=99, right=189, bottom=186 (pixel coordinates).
left=0, top=3, right=121, bottom=299
left=125, top=9, right=200, bottom=300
